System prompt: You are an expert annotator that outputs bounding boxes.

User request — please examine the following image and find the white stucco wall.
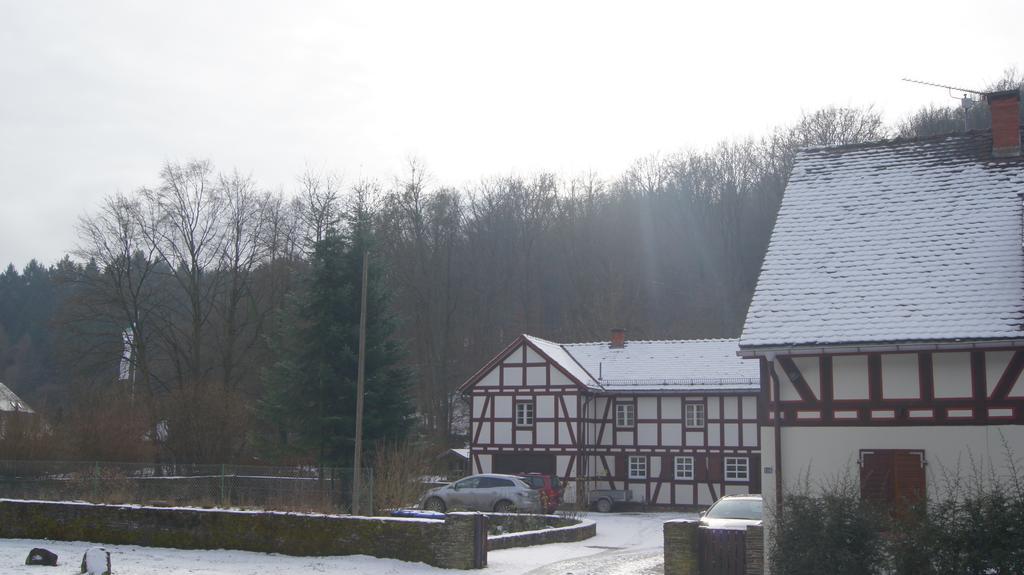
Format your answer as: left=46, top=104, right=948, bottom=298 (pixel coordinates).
left=881, top=353, right=919, bottom=399
left=763, top=424, right=1024, bottom=505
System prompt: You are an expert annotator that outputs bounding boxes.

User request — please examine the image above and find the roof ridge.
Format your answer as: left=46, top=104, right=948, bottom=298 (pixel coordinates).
left=521, top=333, right=560, bottom=346
left=796, top=127, right=1021, bottom=154
left=562, top=337, right=739, bottom=346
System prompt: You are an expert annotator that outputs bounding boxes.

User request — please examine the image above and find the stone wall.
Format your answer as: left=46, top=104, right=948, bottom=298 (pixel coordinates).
left=0, top=499, right=486, bottom=569
left=663, top=519, right=766, bottom=575
left=486, top=513, right=596, bottom=550
left=663, top=519, right=699, bottom=575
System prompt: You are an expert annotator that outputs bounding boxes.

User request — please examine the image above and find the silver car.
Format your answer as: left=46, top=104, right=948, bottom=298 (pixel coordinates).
left=698, top=494, right=763, bottom=530
left=420, top=474, right=542, bottom=513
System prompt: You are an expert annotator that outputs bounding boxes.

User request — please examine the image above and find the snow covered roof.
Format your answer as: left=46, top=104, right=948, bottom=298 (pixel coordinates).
left=522, top=335, right=596, bottom=387
left=562, top=338, right=759, bottom=392
left=741, top=130, right=1024, bottom=350
left=0, top=382, right=33, bottom=414
left=464, top=335, right=758, bottom=393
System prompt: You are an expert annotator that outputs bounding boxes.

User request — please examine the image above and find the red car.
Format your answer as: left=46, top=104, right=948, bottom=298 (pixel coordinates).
left=518, top=473, right=563, bottom=513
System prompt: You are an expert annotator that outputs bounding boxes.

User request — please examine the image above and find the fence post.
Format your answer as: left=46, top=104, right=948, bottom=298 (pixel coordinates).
left=92, top=462, right=100, bottom=502
left=220, top=464, right=226, bottom=507
left=366, top=468, right=373, bottom=516
left=744, top=525, right=765, bottom=575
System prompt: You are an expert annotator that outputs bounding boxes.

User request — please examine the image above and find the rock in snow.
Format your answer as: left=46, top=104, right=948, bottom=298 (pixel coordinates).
left=80, top=547, right=110, bottom=575
left=25, top=547, right=58, bottom=566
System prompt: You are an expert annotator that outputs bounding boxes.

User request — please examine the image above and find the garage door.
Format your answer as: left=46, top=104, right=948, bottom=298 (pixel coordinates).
left=493, top=453, right=556, bottom=475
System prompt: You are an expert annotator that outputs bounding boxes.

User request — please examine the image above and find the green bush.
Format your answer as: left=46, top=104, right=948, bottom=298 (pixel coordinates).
left=769, top=477, right=886, bottom=575
left=888, top=481, right=1024, bottom=574
left=770, top=457, right=1024, bottom=575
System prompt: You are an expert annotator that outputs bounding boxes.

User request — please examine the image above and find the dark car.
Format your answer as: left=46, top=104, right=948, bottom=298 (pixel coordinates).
left=518, top=473, right=562, bottom=513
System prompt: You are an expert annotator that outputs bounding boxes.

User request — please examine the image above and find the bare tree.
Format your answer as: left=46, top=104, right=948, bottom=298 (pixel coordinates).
left=215, top=170, right=270, bottom=390
left=137, top=160, right=225, bottom=386
left=378, top=159, right=465, bottom=440
left=794, top=105, right=887, bottom=147
left=74, top=193, right=165, bottom=395
left=296, top=169, right=342, bottom=248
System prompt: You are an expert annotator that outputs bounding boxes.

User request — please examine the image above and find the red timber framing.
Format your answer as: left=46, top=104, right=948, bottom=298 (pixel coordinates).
left=581, top=394, right=761, bottom=506
left=464, top=335, right=588, bottom=492
left=463, top=335, right=762, bottom=507
left=761, top=349, right=1024, bottom=427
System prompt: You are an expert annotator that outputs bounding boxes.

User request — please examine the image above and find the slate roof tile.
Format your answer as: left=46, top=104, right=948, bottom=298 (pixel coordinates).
left=740, top=130, right=1024, bottom=348
left=525, top=335, right=758, bottom=392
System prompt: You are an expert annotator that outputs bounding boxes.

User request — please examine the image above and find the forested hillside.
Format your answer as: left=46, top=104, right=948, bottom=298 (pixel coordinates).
left=1, top=72, right=1020, bottom=463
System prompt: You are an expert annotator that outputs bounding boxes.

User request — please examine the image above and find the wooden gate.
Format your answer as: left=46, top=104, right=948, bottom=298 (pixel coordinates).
left=698, top=527, right=745, bottom=575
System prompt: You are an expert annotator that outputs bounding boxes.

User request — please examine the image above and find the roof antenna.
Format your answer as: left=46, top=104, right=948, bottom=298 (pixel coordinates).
left=902, top=78, right=986, bottom=132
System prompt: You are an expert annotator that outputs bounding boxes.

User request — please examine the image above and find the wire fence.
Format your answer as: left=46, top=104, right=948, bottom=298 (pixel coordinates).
left=0, top=460, right=373, bottom=514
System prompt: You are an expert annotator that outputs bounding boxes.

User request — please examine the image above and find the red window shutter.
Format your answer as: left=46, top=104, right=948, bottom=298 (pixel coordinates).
left=615, top=455, right=625, bottom=480
left=661, top=455, right=673, bottom=480
left=860, top=450, right=926, bottom=508
left=893, top=452, right=926, bottom=504
left=707, top=453, right=724, bottom=481
left=860, top=451, right=894, bottom=505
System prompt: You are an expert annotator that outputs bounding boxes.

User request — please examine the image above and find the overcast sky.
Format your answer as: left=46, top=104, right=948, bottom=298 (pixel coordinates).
left=1, top=0, right=1021, bottom=268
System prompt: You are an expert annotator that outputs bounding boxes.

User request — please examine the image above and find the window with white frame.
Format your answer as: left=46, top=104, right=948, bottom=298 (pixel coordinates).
left=515, top=401, right=534, bottom=426
left=628, top=455, right=647, bottom=479
left=685, top=403, right=705, bottom=428
left=616, top=402, right=635, bottom=427
left=674, top=456, right=695, bottom=480
left=725, top=457, right=749, bottom=481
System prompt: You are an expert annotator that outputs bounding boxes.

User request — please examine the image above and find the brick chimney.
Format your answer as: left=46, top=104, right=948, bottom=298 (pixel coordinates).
left=610, top=328, right=626, bottom=348
left=987, top=89, right=1021, bottom=158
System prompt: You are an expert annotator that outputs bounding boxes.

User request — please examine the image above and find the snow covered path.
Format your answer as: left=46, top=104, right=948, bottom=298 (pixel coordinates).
left=516, top=512, right=680, bottom=575
left=0, top=512, right=691, bottom=574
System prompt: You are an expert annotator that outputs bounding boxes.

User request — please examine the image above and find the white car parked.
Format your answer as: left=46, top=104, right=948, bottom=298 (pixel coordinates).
left=698, top=494, right=763, bottom=530
left=419, top=473, right=543, bottom=513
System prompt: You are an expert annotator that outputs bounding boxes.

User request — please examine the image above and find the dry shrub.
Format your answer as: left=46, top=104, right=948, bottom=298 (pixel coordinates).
left=0, top=411, right=55, bottom=460
left=372, top=440, right=433, bottom=514
left=161, top=379, right=250, bottom=463
left=56, top=384, right=154, bottom=462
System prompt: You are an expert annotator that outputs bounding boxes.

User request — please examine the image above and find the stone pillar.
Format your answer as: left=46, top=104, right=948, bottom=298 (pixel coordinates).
left=663, top=519, right=699, bottom=575
left=439, top=512, right=488, bottom=569
left=745, top=525, right=765, bottom=575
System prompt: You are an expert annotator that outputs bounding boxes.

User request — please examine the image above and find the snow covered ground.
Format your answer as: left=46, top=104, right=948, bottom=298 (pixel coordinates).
left=0, top=512, right=691, bottom=574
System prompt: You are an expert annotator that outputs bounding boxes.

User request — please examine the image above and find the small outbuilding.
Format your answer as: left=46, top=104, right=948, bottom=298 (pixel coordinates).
left=0, top=381, right=36, bottom=439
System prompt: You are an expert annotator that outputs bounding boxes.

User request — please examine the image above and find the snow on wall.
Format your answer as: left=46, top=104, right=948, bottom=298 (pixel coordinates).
left=0, top=500, right=485, bottom=569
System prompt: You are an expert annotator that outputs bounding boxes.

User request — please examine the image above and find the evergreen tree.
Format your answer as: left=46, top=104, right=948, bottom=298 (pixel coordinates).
left=262, top=197, right=413, bottom=465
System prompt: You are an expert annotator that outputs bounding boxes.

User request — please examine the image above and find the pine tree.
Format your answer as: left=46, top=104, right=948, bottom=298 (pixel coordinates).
left=262, top=197, right=413, bottom=465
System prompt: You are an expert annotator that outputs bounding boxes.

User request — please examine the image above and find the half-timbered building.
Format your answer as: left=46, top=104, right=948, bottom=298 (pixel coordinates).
left=459, top=330, right=761, bottom=507
left=739, top=90, right=1024, bottom=514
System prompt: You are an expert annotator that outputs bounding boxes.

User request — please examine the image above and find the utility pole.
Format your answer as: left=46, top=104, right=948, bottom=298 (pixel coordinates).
left=352, top=250, right=369, bottom=514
